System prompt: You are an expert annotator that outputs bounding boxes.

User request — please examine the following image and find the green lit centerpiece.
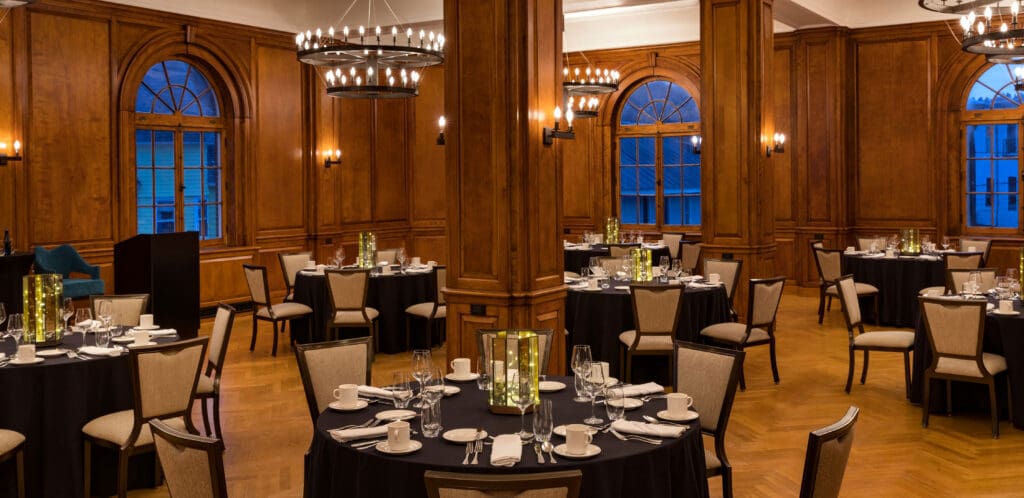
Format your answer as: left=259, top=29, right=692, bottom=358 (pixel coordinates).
left=486, top=329, right=540, bottom=415
left=900, top=228, right=921, bottom=256
left=357, top=231, right=377, bottom=269
left=22, top=273, right=64, bottom=346
left=630, top=247, right=653, bottom=282
left=604, top=217, right=620, bottom=245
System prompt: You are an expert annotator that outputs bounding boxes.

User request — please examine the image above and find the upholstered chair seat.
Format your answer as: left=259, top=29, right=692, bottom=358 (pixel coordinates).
left=83, top=412, right=187, bottom=447
left=256, top=302, right=313, bottom=319
left=244, top=264, right=312, bottom=356
left=852, top=331, right=914, bottom=349
left=405, top=302, right=446, bottom=319
left=0, top=430, right=25, bottom=454
left=404, top=266, right=448, bottom=350
left=824, top=282, right=878, bottom=296
left=700, top=323, right=770, bottom=344
left=332, top=308, right=380, bottom=325
left=935, top=353, right=1007, bottom=378
left=617, top=330, right=674, bottom=351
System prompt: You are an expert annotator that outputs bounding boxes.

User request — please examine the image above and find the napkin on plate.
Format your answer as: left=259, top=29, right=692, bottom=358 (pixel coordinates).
left=490, top=434, right=522, bottom=467
left=329, top=425, right=388, bottom=443
left=918, top=255, right=939, bottom=261
left=132, top=328, right=177, bottom=337
left=689, top=282, right=720, bottom=289
left=620, top=382, right=665, bottom=397
left=863, top=253, right=885, bottom=259
left=79, top=346, right=121, bottom=357
left=642, top=243, right=665, bottom=249
left=611, top=419, right=685, bottom=438
left=75, top=319, right=98, bottom=330
left=358, top=385, right=394, bottom=399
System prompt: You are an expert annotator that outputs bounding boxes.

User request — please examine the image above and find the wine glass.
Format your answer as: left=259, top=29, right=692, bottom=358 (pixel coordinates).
left=422, top=368, right=446, bottom=406
left=388, top=372, right=414, bottom=409
left=605, top=386, right=626, bottom=423
left=570, top=345, right=592, bottom=402
left=582, top=361, right=606, bottom=425
left=589, top=256, right=602, bottom=277
left=97, top=301, right=113, bottom=330
left=75, top=308, right=93, bottom=346
left=0, top=302, right=7, bottom=337
left=533, top=399, right=554, bottom=454
left=514, top=370, right=534, bottom=441
left=333, top=247, right=345, bottom=267
left=7, top=313, right=23, bottom=346
left=659, top=256, right=671, bottom=283
left=941, top=237, right=951, bottom=251
left=61, top=298, right=74, bottom=334
left=476, top=357, right=492, bottom=391
left=411, top=349, right=433, bottom=407
left=396, top=248, right=407, bottom=272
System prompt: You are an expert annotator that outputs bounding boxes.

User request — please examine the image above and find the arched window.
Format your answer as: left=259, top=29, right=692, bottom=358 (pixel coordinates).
left=134, top=60, right=224, bottom=240
left=963, top=64, right=1020, bottom=230
left=615, top=79, right=701, bottom=229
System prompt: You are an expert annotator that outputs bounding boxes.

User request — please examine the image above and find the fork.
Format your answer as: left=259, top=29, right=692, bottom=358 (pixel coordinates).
left=471, top=439, right=482, bottom=464
left=461, top=442, right=473, bottom=464
left=641, top=394, right=667, bottom=402
left=609, top=428, right=662, bottom=445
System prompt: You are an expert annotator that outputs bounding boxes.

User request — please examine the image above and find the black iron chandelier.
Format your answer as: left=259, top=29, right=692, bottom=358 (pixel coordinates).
left=920, top=1, right=1024, bottom=63
left=562, top=53, right=620, bottom=119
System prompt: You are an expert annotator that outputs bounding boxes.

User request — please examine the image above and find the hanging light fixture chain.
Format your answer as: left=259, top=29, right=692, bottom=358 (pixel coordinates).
left=333, top=0, right=362, bottom=30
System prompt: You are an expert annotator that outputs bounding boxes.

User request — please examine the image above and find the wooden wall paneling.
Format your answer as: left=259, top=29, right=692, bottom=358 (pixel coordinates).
left=199, top=246, right=259, bottom=307
left=0, top=9, right=17, bottom=243
left=410, top=66, right=445, bottom=223
left=254, top=44, right=305, bottom=233
left=561, top=113, right=597, bottom=226
left=373, top=99, right=411, bottom=222
left=339, top=98, right=374, bottom=223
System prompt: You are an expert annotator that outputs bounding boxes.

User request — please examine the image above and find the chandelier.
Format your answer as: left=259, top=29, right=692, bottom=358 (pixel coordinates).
left=562, top=55, right=620, bottom=119
left=920, top=1, right=1024, bottom=62
left=0, top=0, right=35, bottom=6
left=295, top=1, right=444, bottom=99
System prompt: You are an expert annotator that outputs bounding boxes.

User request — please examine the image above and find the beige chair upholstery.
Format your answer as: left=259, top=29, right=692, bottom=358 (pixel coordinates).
left=150, top=419, right=228, bottom=498
left=680, top=242, right=703, bottom=274
left=564, top=271, right=580, bottom=279
left=90, top=294, right=149, bottom=327
left=919, top=253, right=984, bottom=296
left=0, top=429, right=25, bottom=498
left=799, top=406, right=859, bottom=498
left=833, top=275, right=914, bottom=396
left=813, top=248, right=879, bottom=325
left=294, top=337, right=372, bottom=424
left=663, top=233, right=683, bottom=259
left=674, top=342, right=744, bottom=498
left=325, top=269, right=380, bottom=355
left=83, top=337, right=208, bottom=498
left=376, top=249, right=398, bottom=264
left=947, top=268, right=997, bottom=295
left=920, top=297, right=1010, bottom=438
left=959, top=239, right=991, bottom=265
left=278, top=251, right=311, bottom=301
left=856, top=237, right=885, bottom=252
left=424, top=470, right=583, bottom=498
left=618, top=285, right=683, bottom=382
left=477, top=329, right=555, bottom=375
left=701, top=276, right=785, bottom=390
left=243, top=264, right=312, bottom=356
left=405, top=266, right=448, bottom=350
left=609, top=246, right=630, bottom=258
left=704, top=259, right=742, bottom=320
left=196, top=304, right=235, bottom=439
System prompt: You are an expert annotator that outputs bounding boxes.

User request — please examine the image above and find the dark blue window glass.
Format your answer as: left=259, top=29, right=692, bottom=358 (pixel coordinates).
left=965, top=124, right=1018, bottom=228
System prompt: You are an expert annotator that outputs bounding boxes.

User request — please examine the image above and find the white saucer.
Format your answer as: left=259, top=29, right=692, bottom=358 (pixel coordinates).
left=133, top=325, right=160, bottom=331
left=607, top=398, right=644, bottom=410
left=581, top=287, right=602, bottom=292
left=445, top=373, right=480, bottom=382
left=553, top=425, right=598, bottom=437
left=444, top=385, right=461, bottom=396
left=657, top=410, right=699, bottom=422
left=553, top=443, right=601, bottom=459
left=127, top=341, right=157, bottom=348
left=539, top=381, right=566, bottom=392
left=376, top=409, right=417, bottom=421
left=329, top=400, right=369, bottom=411
left=375, top=440, right=422, bottom=455
left=992, top=310, right=1021, bottom=316
left=112, top=336, right=135, bottom=344
left=442, top=428, right=488, bottom=443
left=614, top=286, right=630, bottom=290
left=36, top=348, right=68, bottom=357
left=604, top=377, right=619, bottom=387
left=9, top=357, right=44, bottom=365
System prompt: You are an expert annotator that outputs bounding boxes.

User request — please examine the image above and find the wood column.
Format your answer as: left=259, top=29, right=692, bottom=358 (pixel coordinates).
left=700, top=0, right=778, bottom=314
left=443, top=0, right=567, bottom=374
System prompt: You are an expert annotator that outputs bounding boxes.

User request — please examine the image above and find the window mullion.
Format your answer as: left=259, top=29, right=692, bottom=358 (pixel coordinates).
left=175, top=131, right=184, bottom=232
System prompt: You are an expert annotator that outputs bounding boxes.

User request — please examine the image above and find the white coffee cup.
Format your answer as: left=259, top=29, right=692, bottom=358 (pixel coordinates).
left=17, top=344, right=35, bottom=362
left=968, top=246, right=977, bottom=252
left=428, top=260, right=437, bottom=268
left=708, top=273, right=721, bottom=285
left=332, top=383, right=359, bottom=407
left=387, top=420, right=411, bottom=451
left=999, top=300, right=1014, bottom=314
left=380, top=264, right=393, bottom=275
left=411, top=257, right=422, bottom=266
left=565, top=424, right=593, bottom=455
left=587, top=278, right=599, bottom=290
left=450, top=357, right=471, bottom=377
left=139, top=314, right=154, bottom=329
left=667, top=392, right=693, bottom=416
left=133, top=330, right=150, bottom=346
left=885, top=249, right=895, bottom=258
left=304, top=260, right=316, bottom=269
left=845, top=246, right=855, bottom=253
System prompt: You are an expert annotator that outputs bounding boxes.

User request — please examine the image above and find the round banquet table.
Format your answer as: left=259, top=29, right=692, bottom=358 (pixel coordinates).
left=306, top=376, right=709, bottom=498
left=0, top=332, right=177, bottom=498
left=565, top=283, right=731, bottom=381
left=290, top=268, right=438, bottom=353
left=910, top=298, right=1024, bottom=429
left=841, top=254, right=945, bottom=327
left=564, top=244, right=672, bottom=275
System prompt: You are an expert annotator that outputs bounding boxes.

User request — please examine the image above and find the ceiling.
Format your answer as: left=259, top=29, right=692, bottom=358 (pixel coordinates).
left=98, top=0, right=961, bottom=51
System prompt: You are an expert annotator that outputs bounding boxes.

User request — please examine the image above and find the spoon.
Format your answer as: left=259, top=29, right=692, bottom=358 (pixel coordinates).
left=642, top=415, right=688, bottom=428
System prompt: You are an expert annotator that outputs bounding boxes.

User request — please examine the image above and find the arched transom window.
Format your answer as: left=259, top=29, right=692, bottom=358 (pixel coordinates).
left=963, top=64, right=1021, bottom=230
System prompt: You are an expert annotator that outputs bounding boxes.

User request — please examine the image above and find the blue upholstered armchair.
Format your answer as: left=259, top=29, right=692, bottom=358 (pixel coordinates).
left=33, top=245, right=105, bottom=299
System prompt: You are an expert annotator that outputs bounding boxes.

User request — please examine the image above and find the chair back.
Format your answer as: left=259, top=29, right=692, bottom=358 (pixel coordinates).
left=609, top=246, right=630, bottom=258
left=680, top=242, right=703, bottom=273
left=325, top=269, right=370, bottom=312
left=705, top=258, right=743, bottom=301
left=959, top=239, right=991, bottom=265
left=376, top=249, right=398, bottom=264
left=813, top=248, right=842, bottom=283
left=919, top=297, right=988, bottom=377
left=856, top=237, right=885, bottom=252
left=944, top=252, right=982, bottom=270
left=810, top=240, right=824, bottom=250
left=673, top=341, right=744, bottom=435
left=150, top=419, right=228, bottom=498
left=663, top=233, right=683, bottom=259
left=294, top=337, right=371, bottom=423
left=799, top=406, right=859, bottom=498
left=242, top=264, right=271, bottom=307
left=629, top=285, right=683, bottom=338
left=131, top=337, right=208, bottom=425
left=476, top=329, right=554, bottom=374
left=435, top=266, right=447, bottom=306
left=278, top=252, right=311, bottom=289
left=946, top=268, right=997, bottom=295
left=33, top=244, right=98, bottom=277
left=748, top=276, right=786, bottom=328
left=90, top=294, right=150, bottom=327
left=833, top=275, right=863, bottom=335
left=598, top=257, right=620, bottom=275
left=207, top=304, right=236, bottom=373
left=424, top=470, right=582, bottom=498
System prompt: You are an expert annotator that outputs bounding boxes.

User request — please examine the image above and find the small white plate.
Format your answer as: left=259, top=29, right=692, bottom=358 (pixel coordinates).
left=9, top=357, right=45, bottom=365
left=127, top=341, right=157, bottom=348
left=445, top=373, right=480, bottom=382
left=329, top=399, right=369, bottom=411
left=112, top=336, right=136, bottom=344
left=539, top=381, right=566, bottom=392
left=375, top=440, right=422, bottom=455
left=657, top=410, right=699, bottom=422
left=613, top=286, right=630, bottom=290
left=553, top=443, right=601, bottom=459
left=604, top=377, right=619, bottom=387
left=607, top=398, right=644, bottom=410
left=444, top=385, right=461, bottom=396
left=553, top=425, right=599, bottom=437
left=36, top=348, right=67, bottom=357
left=581, top=287, right=602, bottom=292
left=133, top=325, right=161, bottom=330
left=992, top=310, right=1021, bottom=316
left=376, top=409, right=417, bottom=421
left=442, top=428, right=488, bottom=443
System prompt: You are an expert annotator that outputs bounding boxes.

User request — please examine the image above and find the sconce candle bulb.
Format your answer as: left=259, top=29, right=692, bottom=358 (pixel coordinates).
left=323, top=148, right=342, bottom=168
left=543, top=106, right=576, bottom=145
left=436, top=116, right=447, bottom=145
left=0, top=139, right=24, bottom=166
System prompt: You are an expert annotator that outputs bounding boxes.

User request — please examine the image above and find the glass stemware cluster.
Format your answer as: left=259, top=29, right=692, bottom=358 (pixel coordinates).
left=410, top=349, right=444, bottom=437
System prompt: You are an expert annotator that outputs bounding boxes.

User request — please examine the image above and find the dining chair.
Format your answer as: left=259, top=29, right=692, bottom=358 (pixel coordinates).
left=810, top=239, right=824, bottom=250
left=919, top=253, right=984, bottom=296
left=699, top=276, right=785, bottom=390
left=919, top=296, right=1011, bottom=438
left=376, top=249, right=398, bottom=264
left=294, top=337, right=372, bottom=424
left=704, top=258, right=742, bottom=320
left=476, top=329, right=555, bottom=374
left=564, top=271, right=581, bottom=279
left=195, top=303, right=236, bottom=439
left=663, top=233, right=683, bottom=259
left=90, top=294, right=150, bottom=327
left=324, top=269, right=379, bottom=356
left=959, top=238, right=991, bottom=266
left=680, top=242, right=703, bottom=275
left=609, top=245, right=631, bottom=258
left=812, top=248, right=879, bottom=325
left=404, top=266, right=447, bottom=350
left=946, top=267, right=997, bottom=295
left=83, top=337, right=209, bottom=498
left=150, top=419, right=228, bottom=498
left=856, top=236, right=885, bottom=252
left=0, top=429, right=25, bottom=498
left=798, top=406, right=859, bottom=498
left=619, top=284, right=684, bottom=383
left=424, top=470, right=583, bottom=498
left=673, top=341, right=744, bottom=498
left=833, top=275, right=914, bottom=396
left=278, top=251, right=312, bottom=302
left=242, top=264, right=312, bottom=356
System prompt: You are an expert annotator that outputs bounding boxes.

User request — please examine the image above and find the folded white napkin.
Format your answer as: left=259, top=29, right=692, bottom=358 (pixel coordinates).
left=918, top=255, right=939, bottom=261
left=358, top=385, right=394, bottom=399
left=689, top=282, right=721, bottom=288
left=329, top=425, right=388, bottom=443
left=75, top=319, right=98, bottom=329
left=132, top=328, right=177, bottom=337
left=863, top=253, right=885, bottom=259
left=490, top=434, right=522, bottom=467
left=79, top=346, right=121, bottom=356
left=620, top=382, right=665, bottom=397
left=611, top=419, right=685, bottom=438
left=643, top=243, right=665, bottom=249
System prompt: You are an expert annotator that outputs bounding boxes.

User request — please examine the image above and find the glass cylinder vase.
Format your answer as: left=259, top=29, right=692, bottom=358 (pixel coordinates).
left=487, top=330, right=539, bottom=415
left=22, top=274, right=64, bottom=346
left=629, top=248, right=653, bottom=282
left=604, top=218, right=620, bottom=245
left=900, top=228, right=921, bottom=256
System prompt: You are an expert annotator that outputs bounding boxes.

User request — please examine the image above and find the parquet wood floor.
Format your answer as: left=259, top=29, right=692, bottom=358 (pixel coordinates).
left=129, top=291, right=1024, bottom=497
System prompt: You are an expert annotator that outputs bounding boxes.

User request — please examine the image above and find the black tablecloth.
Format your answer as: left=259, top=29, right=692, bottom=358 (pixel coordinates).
left=0, top=333, right=175, bottom=498
left=306, top=376, right=708, bottom=498
left=564, top=245, right=672, bottom=275
left=565, top=284, right=731, bottom=381
left=842, top=255, right=945, bottom=327
left=291, top=269, right=438, bottom=353
left=909, top=299, right=1024, bottom=429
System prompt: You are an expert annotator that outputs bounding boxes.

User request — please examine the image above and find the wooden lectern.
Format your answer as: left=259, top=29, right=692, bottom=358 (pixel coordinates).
left=114, top=232, right=200, bottom=338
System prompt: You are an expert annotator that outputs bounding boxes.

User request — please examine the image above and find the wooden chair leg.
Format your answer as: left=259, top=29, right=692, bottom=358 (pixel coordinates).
left=201, top=398, right=212, bottom=436
left=817, top=288, right=826, bottom=324
left=271, top=321, right=279, bottom=357
left=946, top=380, right=953, bottom=416
left=1008, top=378, right=1014, bottom=422
left=249, top=316, right=258, bottom=351
left=15, top=449, right=24, bottom=498
left=213, top=392, right=223, bottom=440
left=721, top=465, right=734, bottom=498
left=84, top=440, right=91, bottom=498
left=425, top=317, right=434, bottom=350
left=738, top=361, right=747, bottom=391
left=845, top=348, right=855, bottom=393
left=826, top=295, right=833, bottom=311
left=903, top=351, right=912, bottom=399
left=873, top=295, right=880, bottom=325
left=860, top=350, right=870, bottom=384
left=769, top=339, right=780, bottom=384
left=117, top=450, right=130, bottom=498
left=921, top=373, right=932, bottom=428
left=989, top=380, right=1000, bottom=439
left=404, top=316, right=412, bottom=351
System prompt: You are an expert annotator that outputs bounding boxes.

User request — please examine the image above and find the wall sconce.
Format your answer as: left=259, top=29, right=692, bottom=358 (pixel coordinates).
left=691, top=135, right=702, bottom=155
left=0, top=140, right=22, bottom=166
left=766, top=133, right=785, bottom=157
left=543, top=107, right=575, bottom=145
left=436, top=116, right=446, bottom=145
left=323, top=149, right=341, bottom=168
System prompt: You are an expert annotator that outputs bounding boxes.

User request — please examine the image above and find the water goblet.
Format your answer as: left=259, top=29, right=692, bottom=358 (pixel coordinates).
left=62, top=298, right=74, bottom=334
left=659, top=256, right=671, bottom=283
left=6, top=313, right=23, bottom=346
left=515, top=371, right=534, bottom=442
left=582, top=361, right=606, bottom=425
left=94, top=327, right=111, bottom=349
left=421, top=368, right=446, bottom=405
left=388, top=372, right=414, bottom=409
left=420, top=399, right=442, bottom=438
left=476, top=357, right=492, bottom=391
left=75, top=308, right=93, bottom=346
left=396, top=248, right=407, bottom=273
left=411, top=349, right=433, bottom=407
left=333, top=247, right=345, bottom=267
left=533, top=399, right=554, bottom=451
left=605, top=386, right=626, bottom=422
left=570, top=345, right=592, bottom=402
